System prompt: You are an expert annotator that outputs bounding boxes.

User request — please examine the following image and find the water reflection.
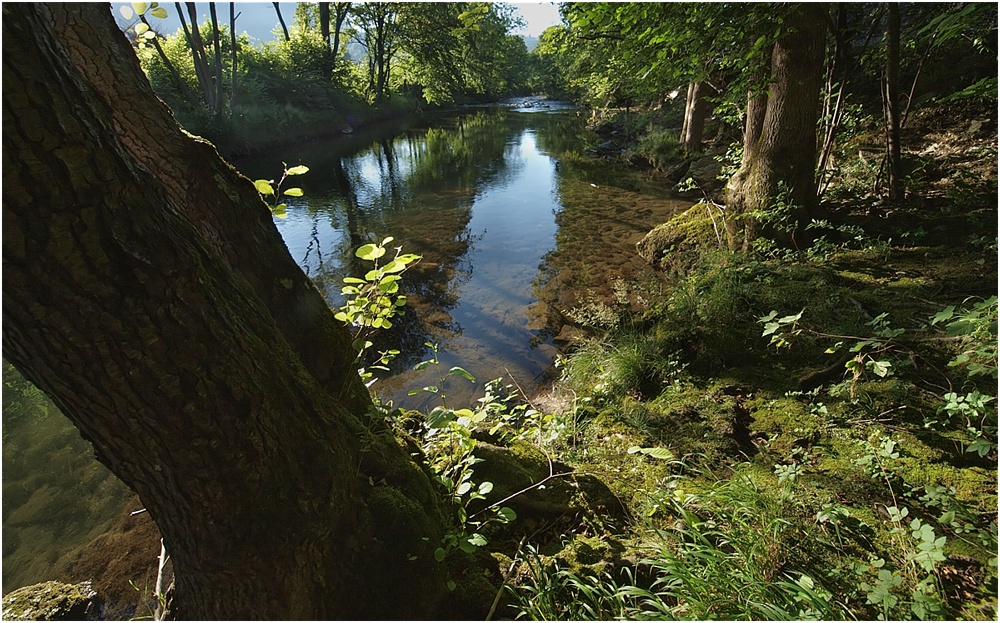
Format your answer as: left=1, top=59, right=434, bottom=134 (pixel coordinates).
left=238, top=111, right=571, bottom=408
left=3, top=107, right=691, bottom=593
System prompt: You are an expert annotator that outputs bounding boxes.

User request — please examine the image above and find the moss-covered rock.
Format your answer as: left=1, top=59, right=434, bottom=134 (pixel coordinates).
left=470, top=441, right=626, bottom=526
left=1, top=581, right=101, bottom=621
left=636, top=203, right=721, bottom=269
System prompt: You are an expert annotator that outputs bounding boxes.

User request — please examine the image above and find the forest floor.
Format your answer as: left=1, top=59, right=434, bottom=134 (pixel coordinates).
left=469, top=98, right=998, bottom=620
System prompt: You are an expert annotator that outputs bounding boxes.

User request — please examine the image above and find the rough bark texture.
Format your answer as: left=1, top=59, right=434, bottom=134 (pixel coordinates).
left=725, top=4, right=827, bottom=251
left=3, top=4, right=448, bottom=619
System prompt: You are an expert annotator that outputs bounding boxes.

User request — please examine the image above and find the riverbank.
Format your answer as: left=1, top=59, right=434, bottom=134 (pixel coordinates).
left=490, top=98, right=997, bottom=619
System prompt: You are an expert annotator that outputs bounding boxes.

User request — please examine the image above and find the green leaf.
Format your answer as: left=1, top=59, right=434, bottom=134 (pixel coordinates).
left=447, top=366, right=476, bottom=382
left=409, top=385, right=440, bottom=397
left=496, top=506, right=517, bottom=522
left=120, top=5, right=135, bottom=19
left=285, top=165, right=310, bottom=175
left=342, top=277, right=366, bottom=284
left=282, top=187, right=303, bottom=197
left=254, top=179, right=274, bottom=196
left=930, top=305, right=956, bottom=326
left=478, top=481, right=494, bottom=495
left=382, top=259, right=407, bottom=274
left=356, top=244, right=386, bottom=261
left=869, top=360, right=892, bottom=377
left=467, top=533, right=487, bottom=547
left=434, top=547, right=446, bottom=562
left=149, top=6, right=168, bottom=18
left=131, top=2, right=149, bottom=16
left=135, top=22, right=150, bottom=35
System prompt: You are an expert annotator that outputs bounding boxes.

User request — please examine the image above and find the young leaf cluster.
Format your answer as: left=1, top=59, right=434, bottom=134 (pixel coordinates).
left=119, top=2, right=168, bottom=48
left=254, top=163, right=308, bottom=219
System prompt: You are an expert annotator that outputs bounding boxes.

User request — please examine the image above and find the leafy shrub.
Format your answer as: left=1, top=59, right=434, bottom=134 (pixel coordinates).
left=630, top=130, right=681, bottom=171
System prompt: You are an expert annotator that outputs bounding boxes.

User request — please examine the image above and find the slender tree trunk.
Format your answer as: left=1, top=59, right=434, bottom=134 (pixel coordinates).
left=3, top=4, right=448, bottom=618
left=332, top=2, right=351, bottom=60
left=885, top=2, right=904, bottom=201
left=208, top=3, right=224, bottom=118
left=177, top=2, right=215, bottom=108
left=725, top=65, right=770, bottom=249
left=140, top=14, right=198, bottom=107
left=229, top=2, right=238, bottom=114
left=680, top=81, right=694, bottom=141
left=273, top=1, right=290, bottom=42
left=725, top=3, right=827, bottom=251
left=681, top=81, right=710, bottom=153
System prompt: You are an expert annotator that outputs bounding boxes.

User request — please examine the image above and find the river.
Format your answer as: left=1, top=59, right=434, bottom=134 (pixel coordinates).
left=2, top=101, right=688, bottom=593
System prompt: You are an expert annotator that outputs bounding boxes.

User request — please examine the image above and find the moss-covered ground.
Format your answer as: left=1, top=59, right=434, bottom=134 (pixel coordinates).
left=459, top=100, right=997, bottom=620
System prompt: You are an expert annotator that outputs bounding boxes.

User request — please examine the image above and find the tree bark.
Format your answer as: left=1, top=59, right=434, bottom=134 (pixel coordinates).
left=2, top=4, right=448, bottom=619
left=680, top=81, right=711, bottom=153
left=885, top=2, right=904, bottom=201
left=319, top=2, right=331, bottom=48
left=725, top=3, right=827, bottom=251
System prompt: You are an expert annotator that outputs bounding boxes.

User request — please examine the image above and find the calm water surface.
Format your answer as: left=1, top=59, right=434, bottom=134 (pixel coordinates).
left=2, top=103, right=688, bottom=590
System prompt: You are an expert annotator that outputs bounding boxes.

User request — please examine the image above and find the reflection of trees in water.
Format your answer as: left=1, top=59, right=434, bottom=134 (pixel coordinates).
left=297, top=110, right=526, bottom=370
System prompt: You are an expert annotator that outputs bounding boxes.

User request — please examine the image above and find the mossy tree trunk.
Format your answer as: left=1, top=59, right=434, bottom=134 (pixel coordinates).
left=725, top=3, right=827, bottom=251
left=2, top=4, right=447, bottom=619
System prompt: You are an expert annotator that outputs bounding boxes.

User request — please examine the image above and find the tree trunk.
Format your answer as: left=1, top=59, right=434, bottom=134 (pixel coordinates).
left=885, top=2, right=904, bottom=201
left=273, top=1, right=290, bottom=42
left=2, top=4, right=448, bottom=619
left=332, top=2, right=351, bottom=59
left=319, top=2, right=331, bottom=48
left=229, top=2, right=238, bottom=114
left=177, top=2, right=215, bottom=109
left=208, top=2, right=224, bottom=118
left=680, top=81, right=711, bottom=153
left=725, top=3, right=827, bottom=251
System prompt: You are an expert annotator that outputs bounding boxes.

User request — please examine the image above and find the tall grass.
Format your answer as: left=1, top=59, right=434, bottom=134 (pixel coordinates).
left=508, top=466, right=848, bottom=620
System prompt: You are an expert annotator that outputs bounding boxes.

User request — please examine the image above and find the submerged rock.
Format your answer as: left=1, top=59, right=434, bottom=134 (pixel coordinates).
left=1, top=581, right=102, bottom=621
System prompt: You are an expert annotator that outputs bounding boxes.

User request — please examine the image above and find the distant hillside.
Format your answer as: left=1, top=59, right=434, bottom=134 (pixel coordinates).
left=522, top=35, right=539, bottom=52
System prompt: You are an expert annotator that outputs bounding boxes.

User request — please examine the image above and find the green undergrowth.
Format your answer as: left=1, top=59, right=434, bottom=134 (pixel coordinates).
left=482, top=197, right=997, bottom=619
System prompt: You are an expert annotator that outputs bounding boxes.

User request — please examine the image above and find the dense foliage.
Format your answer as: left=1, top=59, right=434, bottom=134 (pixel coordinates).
left=123, top=2, right=532, bottom=153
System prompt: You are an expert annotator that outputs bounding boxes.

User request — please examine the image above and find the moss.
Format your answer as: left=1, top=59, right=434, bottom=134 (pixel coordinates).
left=552, top=533, right=627, bottom=578
left=1, top=581, right=101, bottom=621
left=636, top=203, right=720, bottom=269
left=366, top=484, right=441, bottom=555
